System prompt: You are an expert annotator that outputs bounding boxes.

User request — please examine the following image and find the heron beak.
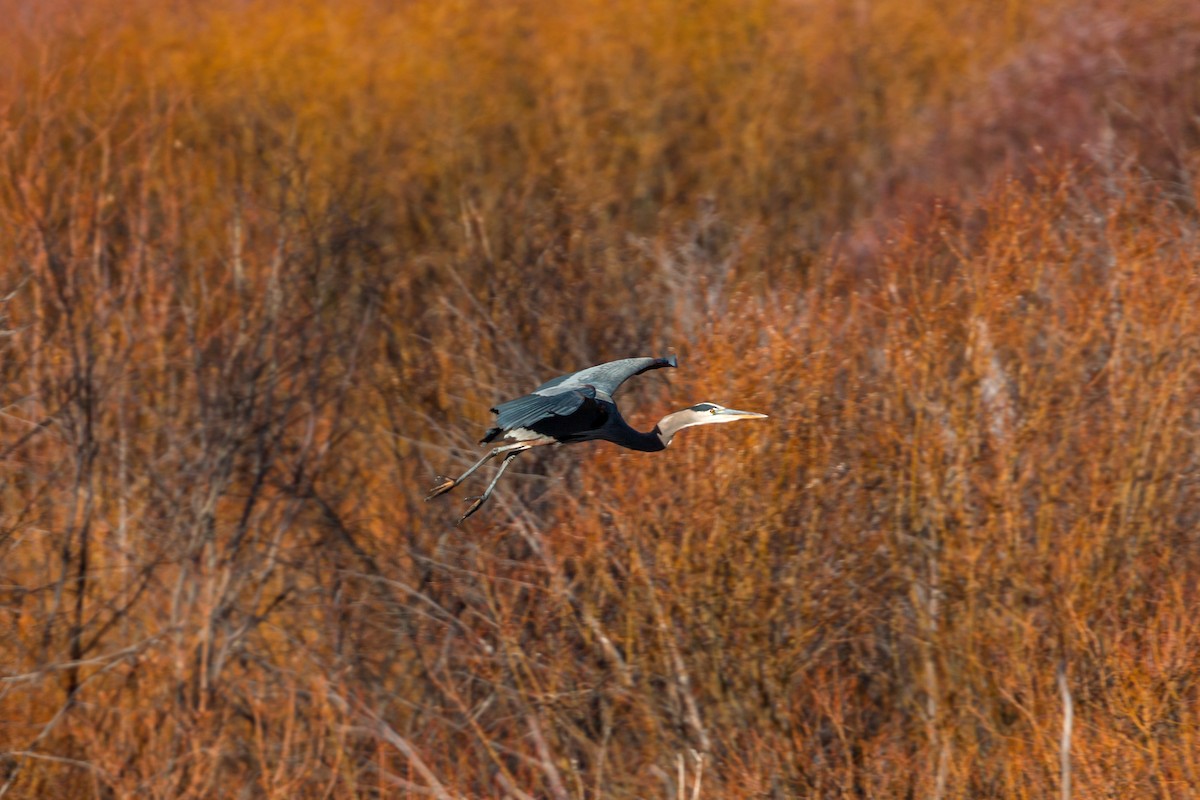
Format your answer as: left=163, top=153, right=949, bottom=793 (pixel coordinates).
left=716, top=408, right=769, bottom=419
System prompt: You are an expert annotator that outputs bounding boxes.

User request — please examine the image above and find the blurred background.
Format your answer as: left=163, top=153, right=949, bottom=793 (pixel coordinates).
left=3, top=0, right=1200, bottom=796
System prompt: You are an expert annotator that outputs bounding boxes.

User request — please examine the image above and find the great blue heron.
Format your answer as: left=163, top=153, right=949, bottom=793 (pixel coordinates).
left=426, top=355, right=767, bottom=523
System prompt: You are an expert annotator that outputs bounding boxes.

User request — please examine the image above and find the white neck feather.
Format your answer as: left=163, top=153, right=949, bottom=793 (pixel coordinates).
left=655, top=408, right=719, bottom=447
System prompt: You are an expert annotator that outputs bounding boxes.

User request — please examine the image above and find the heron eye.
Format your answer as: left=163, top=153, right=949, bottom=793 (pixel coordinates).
left=709, top=407, right=717, bottom=414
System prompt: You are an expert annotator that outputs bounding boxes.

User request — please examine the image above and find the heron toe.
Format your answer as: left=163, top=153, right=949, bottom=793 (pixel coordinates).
left=457, top=494, right=494, bottom=523
left=425, top=477, right=456, bottom=500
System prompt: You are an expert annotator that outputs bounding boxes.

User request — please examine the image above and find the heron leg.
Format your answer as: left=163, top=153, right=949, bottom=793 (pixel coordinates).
left=426, top=443, right=528, bottom=500
left=457, top=449, right=524, bottom=524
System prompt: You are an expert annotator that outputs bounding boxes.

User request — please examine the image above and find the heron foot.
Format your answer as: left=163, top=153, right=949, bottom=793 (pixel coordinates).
left=425, top=476, right=456, bottom=500
left=457, top=495, right=488, bottom=525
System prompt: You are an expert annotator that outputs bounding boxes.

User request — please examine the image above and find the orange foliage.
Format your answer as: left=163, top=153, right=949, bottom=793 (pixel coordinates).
left=3, top=0, right=1200, bottom=797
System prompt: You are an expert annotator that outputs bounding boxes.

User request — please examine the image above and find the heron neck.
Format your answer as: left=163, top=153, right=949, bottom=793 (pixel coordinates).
left=652, top=411, right=698, bottom=448
left=608, top=418, right=668, bottom=451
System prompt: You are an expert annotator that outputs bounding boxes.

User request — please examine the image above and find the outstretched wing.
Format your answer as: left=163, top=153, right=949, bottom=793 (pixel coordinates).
left=534, top=355, right=677, bottom=398
left=481, top=355, right=676, bottom=444
left=490, top=385, right=599, bottom=432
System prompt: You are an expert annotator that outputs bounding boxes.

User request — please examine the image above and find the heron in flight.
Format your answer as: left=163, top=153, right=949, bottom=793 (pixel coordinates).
left=426, top=355, right=767, bottom=523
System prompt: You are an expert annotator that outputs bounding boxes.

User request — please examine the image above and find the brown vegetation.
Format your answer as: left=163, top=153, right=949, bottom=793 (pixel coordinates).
left=3, top=0, right=1200, bottom=796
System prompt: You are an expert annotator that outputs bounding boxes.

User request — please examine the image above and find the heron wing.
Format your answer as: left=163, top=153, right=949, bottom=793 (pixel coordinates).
left=534, top=355, right=677, bottom=398
left=491, top=385, right=599, bottom=431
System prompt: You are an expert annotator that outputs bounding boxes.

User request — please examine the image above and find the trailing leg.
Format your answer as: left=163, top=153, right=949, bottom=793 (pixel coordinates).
left=426, top=443, right=527, bottom=500
left=458, top=450, right=524, bottom=524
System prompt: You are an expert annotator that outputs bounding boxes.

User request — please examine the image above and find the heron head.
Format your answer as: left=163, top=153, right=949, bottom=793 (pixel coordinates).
left=657, top=402, right=768, bottom=445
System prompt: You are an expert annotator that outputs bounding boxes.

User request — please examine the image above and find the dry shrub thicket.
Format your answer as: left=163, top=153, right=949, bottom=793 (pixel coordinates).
left=3, top=0, right=1200, bottom=797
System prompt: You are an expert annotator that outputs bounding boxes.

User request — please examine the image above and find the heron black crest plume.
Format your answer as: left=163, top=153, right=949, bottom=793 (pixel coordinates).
left=426, top=355, right=768, bottom=524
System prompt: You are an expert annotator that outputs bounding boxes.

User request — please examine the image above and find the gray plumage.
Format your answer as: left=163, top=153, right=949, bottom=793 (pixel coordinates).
left=532, top=355, right=677, bottom=395
left=484, top=355, right=676, bottom=443
left=426, top=354, right=765, bottom=524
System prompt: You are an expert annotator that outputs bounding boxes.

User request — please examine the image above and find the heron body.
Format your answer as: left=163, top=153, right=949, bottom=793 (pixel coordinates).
left=427, top=355, right=767, bottom=523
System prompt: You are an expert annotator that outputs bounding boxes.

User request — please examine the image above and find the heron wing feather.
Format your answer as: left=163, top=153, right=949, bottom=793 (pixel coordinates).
left=491, top=386, right=597, bottom=431
left=534, top=355, right=676, bottom=397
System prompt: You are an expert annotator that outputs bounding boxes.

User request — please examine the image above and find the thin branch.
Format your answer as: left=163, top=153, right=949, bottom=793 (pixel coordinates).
left=1, top=751, right=111, bottom=780
left=1058, top=660, right=1074, bottom=800
left=330, top=691, right=461, bottom=800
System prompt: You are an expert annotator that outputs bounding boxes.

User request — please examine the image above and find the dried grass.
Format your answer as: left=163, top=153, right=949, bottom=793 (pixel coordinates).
left=3, top=0, right=1200, bottom=796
